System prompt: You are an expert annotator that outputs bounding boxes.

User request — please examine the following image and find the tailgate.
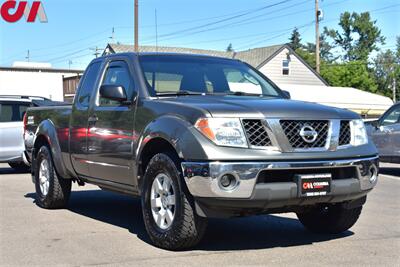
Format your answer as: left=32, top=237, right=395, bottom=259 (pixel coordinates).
left=0, top=122, right=24, bottom=161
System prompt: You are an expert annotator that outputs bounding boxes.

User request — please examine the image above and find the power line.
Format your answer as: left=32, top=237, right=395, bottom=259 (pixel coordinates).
left=145, top=0, right=299, bottom=41
left=1, top=29, right=110, bottom=63
left=45, top=48, right=90, bottom=63
left=235, top=21, right=315, bottom=50
left=136, top=4, right=277, bottom=29
left=31, top=37, right=107, bottom=59
left=160, top=25, right=315, bottom=47
left=140, top=0, right=342, bottom=44
left=51, top=52, right=94, bottom=64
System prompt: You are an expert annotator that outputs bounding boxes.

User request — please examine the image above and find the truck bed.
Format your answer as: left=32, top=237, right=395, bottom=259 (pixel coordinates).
left=25, top=105, right=72, bottom=155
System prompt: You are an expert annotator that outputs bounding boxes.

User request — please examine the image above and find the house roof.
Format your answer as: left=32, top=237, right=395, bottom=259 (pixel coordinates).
left=104, top=43, right=327, bottom=85
left=105, top=43, right=232, bottom=58
left=105, top=43, right=283, bottom=65
left=234, top=44, right=283, bottom=68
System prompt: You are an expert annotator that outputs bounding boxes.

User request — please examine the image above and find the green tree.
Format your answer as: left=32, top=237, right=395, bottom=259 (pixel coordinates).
left=305, top=33, right=336, bottom=62
left=320, top=61, right=378, bottom=93
left=397, top=36, right=400, bottom=58
left=226, top=43, right=234, bottom=52
left=295, top=48, right=316, bottom=69
left=374, top=49, right=399, bottom=98
left=288, top=28, right=302, bottom=50
left=324, top=12, right=385, bottom=61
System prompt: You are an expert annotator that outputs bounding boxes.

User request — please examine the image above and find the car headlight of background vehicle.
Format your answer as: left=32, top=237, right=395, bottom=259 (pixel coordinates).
left=195, top=118, right=248, bottom=148
left=351, top=119, right=368, bottom=146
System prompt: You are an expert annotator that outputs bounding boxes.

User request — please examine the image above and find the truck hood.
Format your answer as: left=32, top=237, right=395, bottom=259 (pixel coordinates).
left=157, top=95, right=359, bottom=119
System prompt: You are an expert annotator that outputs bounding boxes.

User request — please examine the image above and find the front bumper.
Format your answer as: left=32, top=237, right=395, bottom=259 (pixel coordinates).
left=181, top=156, right=379, bottom=200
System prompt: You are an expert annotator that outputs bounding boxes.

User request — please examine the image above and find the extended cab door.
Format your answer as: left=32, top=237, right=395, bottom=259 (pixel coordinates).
left=70, top=61, right=102, bottom=177
left=86, top=59, right=138, bottom=186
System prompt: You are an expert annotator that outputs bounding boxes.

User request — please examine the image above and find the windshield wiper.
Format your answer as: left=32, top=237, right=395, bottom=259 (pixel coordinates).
left=227, top=91, right=263, bottom=96
left=156, top=90, right=204, bottom=96
left=226, top=91, right=282, bottom=98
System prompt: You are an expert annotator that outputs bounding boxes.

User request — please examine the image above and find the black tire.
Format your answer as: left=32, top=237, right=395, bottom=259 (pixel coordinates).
left=8, top=161, right=30, bottom=172
left=141, top=152, right=207, bottom=250
left=34, top=145, right=71, bottom=209
left=296, top=204, right=362, bottom=234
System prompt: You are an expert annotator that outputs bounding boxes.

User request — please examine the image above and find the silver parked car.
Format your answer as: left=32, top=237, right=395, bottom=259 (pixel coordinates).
left=0, top=96, right=62, bottom=171
left=367, top=102, right=400, bottom=163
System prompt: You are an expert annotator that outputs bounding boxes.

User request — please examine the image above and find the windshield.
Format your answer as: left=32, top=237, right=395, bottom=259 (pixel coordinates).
left=139, top=55, right=282, bottom=97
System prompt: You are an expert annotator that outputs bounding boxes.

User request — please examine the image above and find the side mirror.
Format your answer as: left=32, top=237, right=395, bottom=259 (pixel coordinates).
left=370, top=120, right=379, bottom=128
left=282, top=90, right=291, bottom=99
left=100, top=85, right=127, bottom=102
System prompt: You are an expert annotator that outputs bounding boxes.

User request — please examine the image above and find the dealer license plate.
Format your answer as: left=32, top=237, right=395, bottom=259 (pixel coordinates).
left=296, top=173, right=331, bottom=197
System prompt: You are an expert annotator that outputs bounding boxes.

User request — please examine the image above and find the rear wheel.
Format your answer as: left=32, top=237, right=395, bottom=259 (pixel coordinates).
left=296, top=204, right=362, bottom=234
left=141, top=153, right=207, bottom=250
left=34, top=146, right=71, bottom=209
left=8, top=161, right=30, bottom=172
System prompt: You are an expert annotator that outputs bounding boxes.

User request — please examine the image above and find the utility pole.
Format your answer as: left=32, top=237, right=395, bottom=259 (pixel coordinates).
left=68, top=60, right=72, bottom=70
left=90, top=46, right=101, bottom=58
left=26, top=50, right=30, bottom=62
left=394, top=76, right=397, bottom=103
left=134, top=0, right=139, bottom=52
left=315, top=0, right=320, bottom=73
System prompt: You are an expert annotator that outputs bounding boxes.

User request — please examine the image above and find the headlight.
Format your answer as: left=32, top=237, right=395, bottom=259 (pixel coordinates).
left=351, top=119, right=368, bottom=146
left=195, top=118, right=248, bottom=148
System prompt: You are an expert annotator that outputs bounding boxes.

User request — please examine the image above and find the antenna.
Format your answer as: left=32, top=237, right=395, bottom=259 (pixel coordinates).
left=155, top=9, right=158, bottom=52
left=134, top=0, right=139, bottom=52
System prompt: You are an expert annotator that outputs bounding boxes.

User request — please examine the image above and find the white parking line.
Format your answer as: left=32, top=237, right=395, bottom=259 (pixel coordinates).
left=380, top=174, right=400, bottom=181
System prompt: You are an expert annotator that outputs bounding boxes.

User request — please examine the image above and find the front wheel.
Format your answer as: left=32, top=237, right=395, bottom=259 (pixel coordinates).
left=141, top=153, right=207, bottom=250
left=296, top=204, right=362, bottom=234
left=34, top=146, right=71, bottom=209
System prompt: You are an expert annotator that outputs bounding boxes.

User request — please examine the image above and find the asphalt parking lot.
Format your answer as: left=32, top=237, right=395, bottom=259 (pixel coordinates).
left=0, top=163, right=399, bottom=266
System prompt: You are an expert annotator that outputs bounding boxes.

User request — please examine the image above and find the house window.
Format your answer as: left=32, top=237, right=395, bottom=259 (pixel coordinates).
left=282, top=60, right=290, bottom=75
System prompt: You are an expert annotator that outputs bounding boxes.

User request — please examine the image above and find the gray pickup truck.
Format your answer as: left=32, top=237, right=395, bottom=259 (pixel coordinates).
left=24, top=53, right=379, bottom=250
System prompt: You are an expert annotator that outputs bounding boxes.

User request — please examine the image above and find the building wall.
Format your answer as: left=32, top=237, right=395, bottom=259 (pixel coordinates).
left=63, top=75, right=82, bottom=103
left=0, top=70, right=66, bottom=101
left=259, top=48, right=326, bottom=87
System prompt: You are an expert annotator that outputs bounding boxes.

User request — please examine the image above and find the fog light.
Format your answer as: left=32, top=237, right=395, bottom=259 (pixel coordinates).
left=219, top=173, right=238, bottom=190
left=369, top=166, right=377, bottom=183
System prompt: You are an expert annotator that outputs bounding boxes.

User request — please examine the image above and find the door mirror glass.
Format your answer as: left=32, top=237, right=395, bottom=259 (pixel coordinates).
left=282, top=90, right=291, bottom=99
left=370, top=120, right=379, bottom=128
left=99, top=85, right=127, bottom=102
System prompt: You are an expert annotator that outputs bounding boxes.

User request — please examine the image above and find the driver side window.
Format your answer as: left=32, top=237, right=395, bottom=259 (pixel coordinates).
left=381, top=107, right=400, bottom=126
left=100, top=62, right=132, bottom=106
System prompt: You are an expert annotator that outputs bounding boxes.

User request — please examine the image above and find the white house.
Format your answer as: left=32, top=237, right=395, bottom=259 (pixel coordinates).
left=104, top=43, right=393, bottom=117
left=0, top=62, right=83, bottom=101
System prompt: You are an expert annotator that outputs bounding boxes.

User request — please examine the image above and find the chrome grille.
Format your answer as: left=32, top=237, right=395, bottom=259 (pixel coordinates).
left=280, top=120, right=329, bottom=149
left=339, top=120, right=351, bottom=146
left=242, top=119, right=272, bottom=147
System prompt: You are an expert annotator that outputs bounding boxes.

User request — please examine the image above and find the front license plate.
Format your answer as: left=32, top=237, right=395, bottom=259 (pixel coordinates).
left=296, top=173, right=332, bottom=197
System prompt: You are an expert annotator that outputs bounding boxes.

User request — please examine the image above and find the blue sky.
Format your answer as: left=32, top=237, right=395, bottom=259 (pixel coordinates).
left=0, top=0, right=399, bottom=70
